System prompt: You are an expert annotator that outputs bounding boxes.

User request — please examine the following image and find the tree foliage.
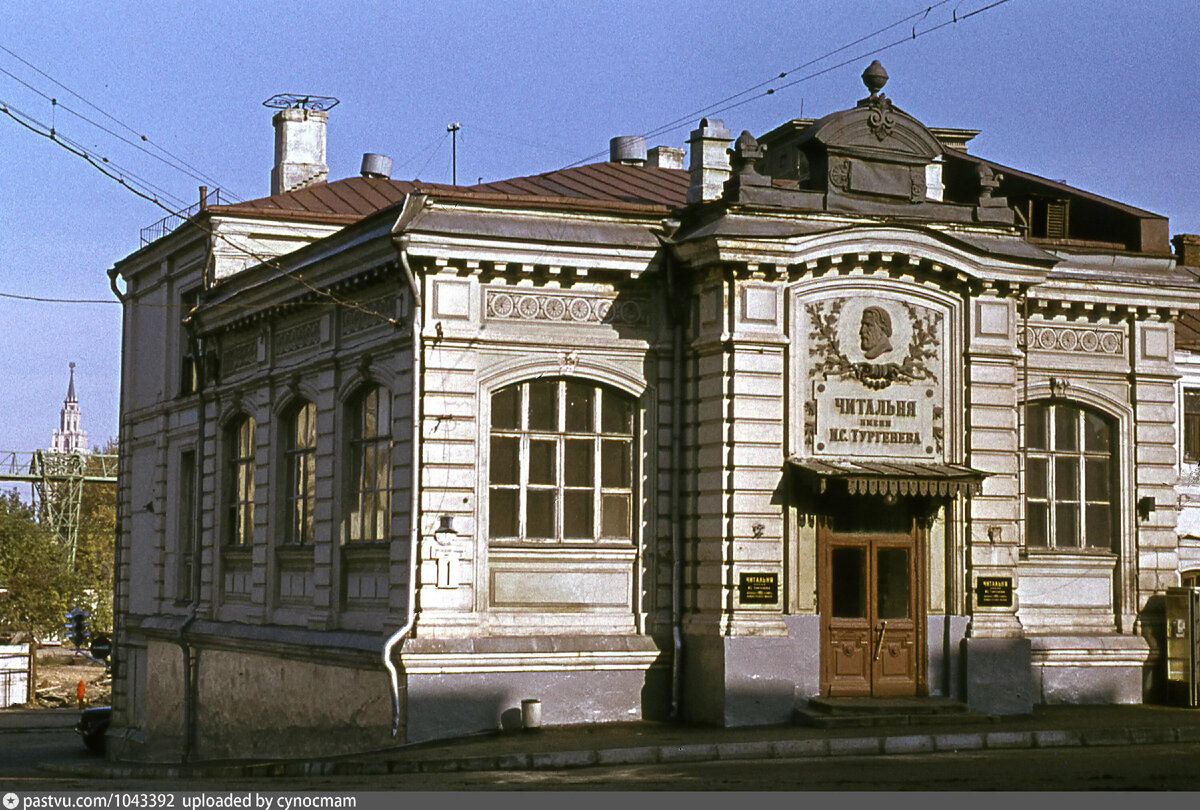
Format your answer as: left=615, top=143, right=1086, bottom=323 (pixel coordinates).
left=77, top=441, right=117, bottom=633
left=0, top=438, right=117, bottom=643
left=0, top=489, right=82, bottom=641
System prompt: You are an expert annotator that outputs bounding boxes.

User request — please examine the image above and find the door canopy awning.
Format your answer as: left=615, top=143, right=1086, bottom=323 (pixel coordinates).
left=787, top=457, right=986, bottom=498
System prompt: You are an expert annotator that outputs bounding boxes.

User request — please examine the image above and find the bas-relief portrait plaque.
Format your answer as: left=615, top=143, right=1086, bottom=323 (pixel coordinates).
left=806, top=297, right=945, bottom=459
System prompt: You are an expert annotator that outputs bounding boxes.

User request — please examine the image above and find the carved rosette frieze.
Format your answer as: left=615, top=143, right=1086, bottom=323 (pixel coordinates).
left=1019, top=325, right=1123, bottom=355
left=340, top=295, right=395, bottom=337
left=485, top=289, right=648, bottom=327
left=223, top=340, right=258, bottom=374
left=274, top=319, right=321, bottom=357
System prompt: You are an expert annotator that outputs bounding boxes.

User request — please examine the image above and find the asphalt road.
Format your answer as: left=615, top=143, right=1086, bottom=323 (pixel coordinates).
left=5, top=729, right=1200, bottom=791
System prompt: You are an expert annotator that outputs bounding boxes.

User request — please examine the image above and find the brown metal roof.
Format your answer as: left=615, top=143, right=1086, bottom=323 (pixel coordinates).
left=472, top=162, right=688, bottom=207
left=207, top=176, right=441, bottom=223
left=209, top=163, right=688, bottom=224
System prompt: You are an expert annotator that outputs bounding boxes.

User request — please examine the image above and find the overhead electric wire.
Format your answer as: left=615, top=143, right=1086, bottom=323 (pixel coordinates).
left=0, top=42, right=236, bottom=198
left=0, top=0, right=1012, bottom=318
left=0, top=97, right=401, bottom=327
left=0, top=98, right=191, bottom=210
left=637, top=0, right=951, bottom=146
left=562, top=0, right=1011, bottom=168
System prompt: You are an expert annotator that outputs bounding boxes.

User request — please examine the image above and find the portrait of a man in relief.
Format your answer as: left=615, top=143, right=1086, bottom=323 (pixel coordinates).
left=858, top=305, right=893, bottom=360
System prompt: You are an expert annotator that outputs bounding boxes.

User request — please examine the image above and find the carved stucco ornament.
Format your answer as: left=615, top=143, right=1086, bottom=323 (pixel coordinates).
left=861, top=60, right=895, bottom=141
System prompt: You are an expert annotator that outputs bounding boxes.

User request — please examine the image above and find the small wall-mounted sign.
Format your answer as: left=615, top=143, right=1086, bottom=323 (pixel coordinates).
left=739, top=572, right=779, bottom=605
left=975, top=576, right=1014, bottom=607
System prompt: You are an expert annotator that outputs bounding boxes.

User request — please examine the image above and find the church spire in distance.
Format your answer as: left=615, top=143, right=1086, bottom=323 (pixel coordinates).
left=51, top=362, right=89, bottom=453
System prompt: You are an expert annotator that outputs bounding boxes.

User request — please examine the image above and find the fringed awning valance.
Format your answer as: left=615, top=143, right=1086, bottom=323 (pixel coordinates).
left=787, top=457, right=986, bottom=499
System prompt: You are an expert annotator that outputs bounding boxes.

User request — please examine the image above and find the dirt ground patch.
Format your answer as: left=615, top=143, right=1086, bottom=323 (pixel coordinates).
left=31, top=652, right=110, bottom=708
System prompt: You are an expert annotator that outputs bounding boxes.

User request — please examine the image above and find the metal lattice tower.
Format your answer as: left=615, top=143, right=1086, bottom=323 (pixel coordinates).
left=0, top=450, right=117, bottom=564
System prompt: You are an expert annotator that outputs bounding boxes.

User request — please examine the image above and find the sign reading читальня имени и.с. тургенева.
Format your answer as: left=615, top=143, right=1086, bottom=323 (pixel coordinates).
left=807, top=295, right=945, bottom=459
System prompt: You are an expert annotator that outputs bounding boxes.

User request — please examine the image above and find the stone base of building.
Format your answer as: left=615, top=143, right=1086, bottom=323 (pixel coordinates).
left=682, top=616, right=819, bottom=727
left=927, top=615, right=969, bottom=699
left=400, top=634, right=667, bottom=744
left=962, top=637, right=1034, bottom=715
left=1029, top=634, right=1149, bottom=704
left=110, top=636, right=394, bottom=762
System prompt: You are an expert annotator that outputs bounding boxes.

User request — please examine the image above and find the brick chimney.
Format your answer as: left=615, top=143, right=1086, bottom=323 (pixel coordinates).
left=686, top=118, right=732, bottom=204
left=271, top=108, right=329, bottom=196
left=1174, top=234, right=1200, bottom=268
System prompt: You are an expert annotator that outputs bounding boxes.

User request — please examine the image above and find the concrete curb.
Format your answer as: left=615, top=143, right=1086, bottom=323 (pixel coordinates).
left=40, top=723, right=1200, bottom=780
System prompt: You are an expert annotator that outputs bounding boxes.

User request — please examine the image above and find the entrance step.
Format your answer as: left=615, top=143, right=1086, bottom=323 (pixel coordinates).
left=795, top=697, right=991, bottom=729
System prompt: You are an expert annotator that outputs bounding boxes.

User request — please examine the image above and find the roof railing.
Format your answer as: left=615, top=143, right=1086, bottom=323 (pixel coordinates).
left=139, top=188, right=223, bottom=246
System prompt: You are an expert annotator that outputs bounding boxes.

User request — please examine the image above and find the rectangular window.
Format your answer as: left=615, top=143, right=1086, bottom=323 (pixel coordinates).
left=226, top=417, right=256, bottom=545
left=285, top=402, right=316, bottom=544
left=347, top=386, right=391, bottom=542
left=177, top=450, right=196, bottom=600
left=1024, top=401, right=1115, bottom=551
left=1185, top=390, right=1200, bottom=463
left=488, top=379, right=636, bottom=544
left=179, top=289, right=199, bottom=396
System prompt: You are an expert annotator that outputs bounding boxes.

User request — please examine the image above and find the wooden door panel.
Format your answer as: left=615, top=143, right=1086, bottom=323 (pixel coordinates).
left=827, top=626, right=870, bottom=695
left=821, top=524, right=925, bottom=698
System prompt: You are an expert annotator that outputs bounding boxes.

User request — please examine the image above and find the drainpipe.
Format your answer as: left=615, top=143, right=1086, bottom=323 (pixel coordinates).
left=382, top=228, right=423, bottom=738
left=180, top=316, right=206, bottom=763
left=660, top=237, right=685, bottom=719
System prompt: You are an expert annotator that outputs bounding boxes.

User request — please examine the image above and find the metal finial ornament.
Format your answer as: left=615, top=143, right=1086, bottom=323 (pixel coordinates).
left=862, top=61, right=889, bottom=96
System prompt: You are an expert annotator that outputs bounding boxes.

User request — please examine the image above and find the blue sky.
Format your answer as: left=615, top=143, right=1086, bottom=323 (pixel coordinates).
left=1, top=0, right=1197, bottom=460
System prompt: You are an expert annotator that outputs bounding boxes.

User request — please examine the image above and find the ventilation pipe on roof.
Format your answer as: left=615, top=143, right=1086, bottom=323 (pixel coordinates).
left=610, top=136, right=647, bottom=166
left=271, top=108, right=329, bottom=196
left=361, top=153, right=394, bottom=179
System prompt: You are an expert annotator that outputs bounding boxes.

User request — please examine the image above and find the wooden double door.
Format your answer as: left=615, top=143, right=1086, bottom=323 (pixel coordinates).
left=819, top=523, right=925, bottom=696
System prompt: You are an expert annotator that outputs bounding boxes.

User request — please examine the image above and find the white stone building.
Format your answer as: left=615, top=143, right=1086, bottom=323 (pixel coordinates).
left=107, top=64, right=1200, bottom=761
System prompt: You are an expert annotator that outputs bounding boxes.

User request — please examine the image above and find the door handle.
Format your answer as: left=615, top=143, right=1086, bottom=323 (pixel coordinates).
left=873, top=621, right=888, bottom=661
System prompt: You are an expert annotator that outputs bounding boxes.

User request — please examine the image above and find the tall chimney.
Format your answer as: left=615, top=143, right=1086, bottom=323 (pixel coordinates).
left=271, top=108, right=329, bottom=196
left=686, top=118, right=732, bottom=204
left=1174, top=234, right=1200, bottom=268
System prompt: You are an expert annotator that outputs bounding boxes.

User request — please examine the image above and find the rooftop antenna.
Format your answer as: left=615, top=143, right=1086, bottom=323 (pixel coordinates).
left=447, top=122, right=460, bottom=185
left=262, top=93, right=340, bottom=111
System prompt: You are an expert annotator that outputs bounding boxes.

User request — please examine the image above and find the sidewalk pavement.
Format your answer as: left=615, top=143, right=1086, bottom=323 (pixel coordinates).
left=0, top=708, right=79, bottom=733
left=31, top=703, right=1200, bottom=780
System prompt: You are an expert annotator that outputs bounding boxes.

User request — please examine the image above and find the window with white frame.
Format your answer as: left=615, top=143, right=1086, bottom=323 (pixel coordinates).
left=284, top=401, right=316, bottom=544
left=224, top=415, right=256, bottom=546
left=346, top=385, right=391, bottom=542
left=488, top=378, right=635, bottom=543
left=1184, top=389, right=1200, bottom=463
left=1024, top=401, right=1116, bottom=550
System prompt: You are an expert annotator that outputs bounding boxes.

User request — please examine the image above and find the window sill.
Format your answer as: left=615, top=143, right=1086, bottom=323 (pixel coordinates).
left=1021, top=549, right=1117, bottom=564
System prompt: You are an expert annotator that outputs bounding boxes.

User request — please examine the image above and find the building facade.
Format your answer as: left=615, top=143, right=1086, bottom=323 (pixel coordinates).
left=108, top=64, right=1200, bottom=761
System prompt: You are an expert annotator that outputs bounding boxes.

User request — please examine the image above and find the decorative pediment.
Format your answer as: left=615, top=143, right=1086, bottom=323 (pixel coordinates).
left=798, top=61, right=944, bottom=164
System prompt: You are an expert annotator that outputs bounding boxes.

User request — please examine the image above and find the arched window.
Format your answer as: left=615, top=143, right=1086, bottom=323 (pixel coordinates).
left=284, top=401, right=316, bottom=545
left=1024, top=401, right=1116, bottom=550
left=489, top=378, right=636, bottom=543
left=346, top=385, right=391, bottom=542
left=225, top=415, right=256, bottom=546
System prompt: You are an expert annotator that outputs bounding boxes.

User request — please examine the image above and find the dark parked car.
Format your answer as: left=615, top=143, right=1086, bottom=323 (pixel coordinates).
left=76, top=706, right=111, bottom=754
